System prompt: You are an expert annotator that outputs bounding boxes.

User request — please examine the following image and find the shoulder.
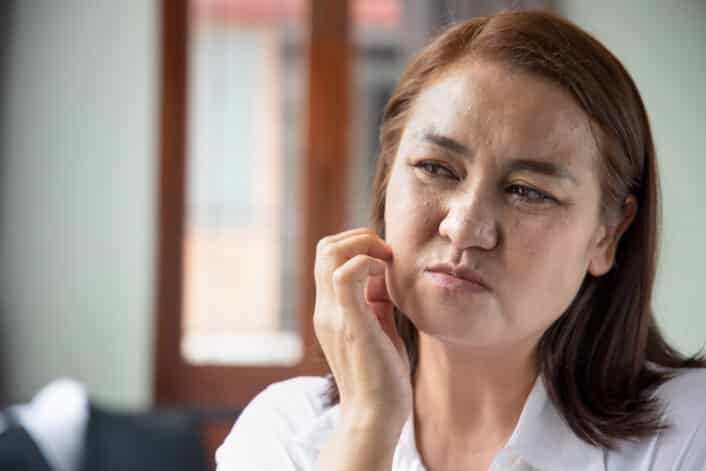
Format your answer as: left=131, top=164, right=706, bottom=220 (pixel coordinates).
left=215, top=376, right=333, bottom=470
left=263, top=375, right=331, bottom=412
left=608, top=367, right=706, bottom=470
left=653, top=367, right=706, bottom=419
left=234, top=375, right=330, bottom=422
left=222, top=375, right=331, bottom=436
left=651, top=367, right=706, bottom=469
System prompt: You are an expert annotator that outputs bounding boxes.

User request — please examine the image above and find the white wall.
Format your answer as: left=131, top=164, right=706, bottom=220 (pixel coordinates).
left=558, top=0, right=706, bottom=356
left=0, top=0, right=158, bottom=408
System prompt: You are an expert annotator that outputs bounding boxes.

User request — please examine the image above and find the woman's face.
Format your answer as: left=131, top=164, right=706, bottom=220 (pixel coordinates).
left=384, top=58, right=628, bottom=348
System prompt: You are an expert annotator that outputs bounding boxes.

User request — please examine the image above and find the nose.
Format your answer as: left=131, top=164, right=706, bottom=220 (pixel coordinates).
left=438, top=187, right=499, bottom=251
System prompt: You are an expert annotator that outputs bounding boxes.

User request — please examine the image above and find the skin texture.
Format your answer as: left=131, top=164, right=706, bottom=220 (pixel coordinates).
left=381, top=58, right=636, bottom=469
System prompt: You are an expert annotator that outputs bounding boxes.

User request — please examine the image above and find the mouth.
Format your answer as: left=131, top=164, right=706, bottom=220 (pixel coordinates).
left=425, top=271, right=488, bottom=293
left=424, top=263, right=490, bottom=291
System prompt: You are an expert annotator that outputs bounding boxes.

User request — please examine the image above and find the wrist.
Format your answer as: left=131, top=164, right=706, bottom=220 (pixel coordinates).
left=315, top=420, right=399, bottom=471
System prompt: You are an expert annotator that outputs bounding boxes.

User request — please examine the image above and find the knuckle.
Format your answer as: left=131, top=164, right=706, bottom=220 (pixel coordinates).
left=331, top=266, right=350, bottom=285
left=314, top=248, right=338, bottom=282
left=321, top=245, right=339, bottom=264
left=315, top=237, right=328, bottom=254
left=332, top=255, right=374, bottom=286
left=317, top=238, right=337, bottom=257
left=350, top=253, right=370, bottom=265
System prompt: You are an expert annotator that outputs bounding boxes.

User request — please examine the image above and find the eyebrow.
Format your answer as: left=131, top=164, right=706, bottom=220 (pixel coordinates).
left=422, top=131, right=578, bottom=184
left=423, top=131, right=469, bottom=155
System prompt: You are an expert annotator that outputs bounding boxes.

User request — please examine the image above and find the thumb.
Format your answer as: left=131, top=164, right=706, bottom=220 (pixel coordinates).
left=365, top=272, right=391, bottom=304
left=370, top=301, right=407, bottom=357
left=368, top=299, right=393, bottom=322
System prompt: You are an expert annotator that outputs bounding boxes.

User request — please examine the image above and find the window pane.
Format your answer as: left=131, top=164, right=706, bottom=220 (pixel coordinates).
left=181, top=0, right=306, bottom=365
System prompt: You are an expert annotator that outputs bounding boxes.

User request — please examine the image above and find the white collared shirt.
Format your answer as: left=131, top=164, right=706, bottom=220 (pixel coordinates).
left=6, top=379, right=89, bottom=471
left=215, top=367, right=706, bottom=470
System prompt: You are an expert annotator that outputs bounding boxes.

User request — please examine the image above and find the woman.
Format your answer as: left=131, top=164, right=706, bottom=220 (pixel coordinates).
left=216, top=9, right=706, bottom=471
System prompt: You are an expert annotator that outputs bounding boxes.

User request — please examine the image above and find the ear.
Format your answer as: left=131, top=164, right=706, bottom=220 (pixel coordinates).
left=588, top=195, right=637, bottom=277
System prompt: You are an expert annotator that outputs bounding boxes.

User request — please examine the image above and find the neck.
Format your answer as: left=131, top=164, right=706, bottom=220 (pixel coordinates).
left=413, top=332, right=540, bottom=440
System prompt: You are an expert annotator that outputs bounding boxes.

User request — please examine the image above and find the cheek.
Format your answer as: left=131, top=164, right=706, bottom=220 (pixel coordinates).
left=384, top=171, right=439, bottom=245
left=383, top=174, right=442, bottom=309
left=504, top=213, right=592, bottom=326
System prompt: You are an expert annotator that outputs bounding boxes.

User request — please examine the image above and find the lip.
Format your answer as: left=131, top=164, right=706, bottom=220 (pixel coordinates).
left=425, top=263, right=490, bottom=290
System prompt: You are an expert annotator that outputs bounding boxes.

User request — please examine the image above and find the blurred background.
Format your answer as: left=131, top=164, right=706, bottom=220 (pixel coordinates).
left=1, top=0, right=705, bottom=469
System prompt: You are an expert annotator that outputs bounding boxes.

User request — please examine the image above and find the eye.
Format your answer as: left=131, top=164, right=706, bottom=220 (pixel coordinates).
left=507, top=183, right=555, bottom=204
left=415, top=161, right=457, bottom=179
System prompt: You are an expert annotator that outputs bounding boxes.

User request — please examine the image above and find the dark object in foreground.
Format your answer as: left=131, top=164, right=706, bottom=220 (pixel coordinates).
left=0, top=404, right=210, bottom=471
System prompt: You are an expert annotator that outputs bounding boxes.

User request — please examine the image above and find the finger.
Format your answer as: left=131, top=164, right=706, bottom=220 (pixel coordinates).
left=332, top=254, right=388, bottom=338
left=326, top=233, right=393, bottom=264
left=316, top=228, right=376, bottom=261
left=316, top=233, right=393, bottom=286
left=320, top=227, right=377, bottom=245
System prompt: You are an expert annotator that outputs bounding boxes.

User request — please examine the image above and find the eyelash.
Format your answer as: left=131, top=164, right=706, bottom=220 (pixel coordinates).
left=414, top=161, right=556, bottom=204
left=416, top=161, right=456, bottom=179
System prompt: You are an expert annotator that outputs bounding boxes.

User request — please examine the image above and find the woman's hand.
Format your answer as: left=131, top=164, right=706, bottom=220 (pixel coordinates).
left=313, top=227, right=412, bottom=435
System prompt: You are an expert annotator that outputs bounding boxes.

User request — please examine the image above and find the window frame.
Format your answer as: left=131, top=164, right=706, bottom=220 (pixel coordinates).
left=153, top=0, right=351, bottom=408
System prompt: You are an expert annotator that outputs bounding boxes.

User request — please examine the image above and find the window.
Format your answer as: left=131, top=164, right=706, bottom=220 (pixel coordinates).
left=182, top=0, right=307, bottom=367
left=154, top=0, right=363, bottom=410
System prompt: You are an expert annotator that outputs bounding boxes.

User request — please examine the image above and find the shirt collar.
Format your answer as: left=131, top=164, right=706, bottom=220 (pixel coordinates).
left=293, top=374, right=606, bottom=471
left=290, top=403, right=340, bottom=466
left=503, top=373, right=606, bottom=471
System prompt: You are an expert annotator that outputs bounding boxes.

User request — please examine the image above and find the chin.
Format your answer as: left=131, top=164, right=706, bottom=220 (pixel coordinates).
left=402, top=305, right=507, bottom=346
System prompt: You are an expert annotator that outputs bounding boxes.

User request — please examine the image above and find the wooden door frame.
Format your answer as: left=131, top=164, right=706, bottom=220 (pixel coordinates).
left=153, top=0, right=350, bottom=408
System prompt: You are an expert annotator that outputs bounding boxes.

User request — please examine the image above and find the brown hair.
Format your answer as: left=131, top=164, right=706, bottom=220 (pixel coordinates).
left=320, top=9, right=706, bottom=450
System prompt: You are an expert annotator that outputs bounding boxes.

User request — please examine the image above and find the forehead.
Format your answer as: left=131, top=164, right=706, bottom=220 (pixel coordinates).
left=398, top=59, right=600, bottom=180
